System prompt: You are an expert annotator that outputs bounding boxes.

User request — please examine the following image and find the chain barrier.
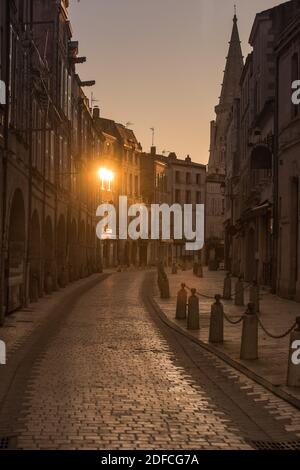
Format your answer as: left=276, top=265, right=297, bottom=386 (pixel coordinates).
left=184, top=281, right=251, bottom=301
left=223, top=311, right=244, bottom=325
left=185, top=285, right=215, bottom=300
left=177, top=278, right=298, bottom=339
left=256, top=315, right=296, bottom=339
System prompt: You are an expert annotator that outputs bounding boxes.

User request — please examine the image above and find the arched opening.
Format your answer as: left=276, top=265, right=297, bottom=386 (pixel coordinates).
left=29, top=210, right=41, bottom=302
left=57, top=215, right=67, bottom=287
left=7, top=189, right=26, bottom=312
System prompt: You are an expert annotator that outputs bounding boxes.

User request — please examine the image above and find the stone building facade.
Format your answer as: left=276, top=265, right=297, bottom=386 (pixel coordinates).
left=206, top=14, right=244, bottom=270
left=140, top=146, right=169, bottom=266
left=224, top=0, right=300, bottom=293
left=168, top=153, right=206, bottom=265
left=276, top=3, right=300, bottom=299
left=0, top=0, right=125, bottom=322
left=1, top=0, right=202, bottom=322
left=93, top=112, right=143, bottom=268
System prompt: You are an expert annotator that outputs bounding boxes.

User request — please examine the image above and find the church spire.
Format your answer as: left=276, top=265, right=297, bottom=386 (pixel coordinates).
left=219, top=11, right=244, bottom=107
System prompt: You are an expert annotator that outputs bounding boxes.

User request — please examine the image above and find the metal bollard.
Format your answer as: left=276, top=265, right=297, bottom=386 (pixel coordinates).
left=287, top=317, right=300, bottom=387
left=223, top=273, right=232, bottom=300
left=240, top=303, right=258, bottom=360
left=209, top=294, right=224, bottom=343
left=249, top=281, right=260, bottom=313
left=235, top=276, right=244, bottom=306
left=176, top=284, right=187, bottom=319
left=187, top=289, right=200, bottom=330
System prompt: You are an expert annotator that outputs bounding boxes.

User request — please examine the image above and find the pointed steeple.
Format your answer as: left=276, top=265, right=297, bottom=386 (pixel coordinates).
left=218, top=12, right=244, bottom=108
left=208, top=12, right=244, bottom=175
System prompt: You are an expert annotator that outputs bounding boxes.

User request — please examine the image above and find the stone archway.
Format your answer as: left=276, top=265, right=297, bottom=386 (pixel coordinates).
left=7, top=189, right=26, bottom=312
left=29, top=210, right=41, bottom=302
left=57, top=215, right=67, bottom=287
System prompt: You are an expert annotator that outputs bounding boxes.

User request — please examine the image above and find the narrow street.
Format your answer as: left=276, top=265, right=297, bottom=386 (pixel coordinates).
left=1, top=271, right=300, bottom=450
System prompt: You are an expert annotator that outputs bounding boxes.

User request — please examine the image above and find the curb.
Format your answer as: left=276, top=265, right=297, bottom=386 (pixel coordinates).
left=146, top=292, right=300, bottom=411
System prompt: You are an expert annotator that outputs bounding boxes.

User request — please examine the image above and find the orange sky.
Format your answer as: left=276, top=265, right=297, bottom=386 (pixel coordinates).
left=69, top=0, right=284, bottom=164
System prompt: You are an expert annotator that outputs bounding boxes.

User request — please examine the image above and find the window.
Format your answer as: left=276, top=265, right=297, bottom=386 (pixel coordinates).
left=135, top=175, right=139, bottom=195
left=175, top=171, right=180, bottom=184
left=196, top=191, right=202, bottom=204
left=186, top=172, right=191, bottom=184
left=175, top=189, right=181, bottom=204
left=186, top=190, right=191, bottom=204
left=196, top=174, right=201, bottom=185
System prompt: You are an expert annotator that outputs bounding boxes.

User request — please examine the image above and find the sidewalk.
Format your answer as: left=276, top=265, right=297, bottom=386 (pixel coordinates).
left=0, top=271, right=112, bottom=414
left=152, top=267, right=300, bottom=407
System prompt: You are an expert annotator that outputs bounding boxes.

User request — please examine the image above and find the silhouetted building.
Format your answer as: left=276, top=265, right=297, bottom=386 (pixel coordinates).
left=206, top=14, right=244, bottom=270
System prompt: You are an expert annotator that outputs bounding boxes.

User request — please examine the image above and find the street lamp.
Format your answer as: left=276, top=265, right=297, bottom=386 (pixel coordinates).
left=97, top=167, right=114, bottom=191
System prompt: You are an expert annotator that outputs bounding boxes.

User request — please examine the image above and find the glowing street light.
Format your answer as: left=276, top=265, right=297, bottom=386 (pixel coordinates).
left=97, top=167, right=114, bottom=191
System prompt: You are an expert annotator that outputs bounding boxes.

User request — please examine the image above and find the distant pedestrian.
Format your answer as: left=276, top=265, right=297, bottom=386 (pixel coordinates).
left=176, top=284, right=187, bottom=319
left=187, top=288, right=200, bottom=330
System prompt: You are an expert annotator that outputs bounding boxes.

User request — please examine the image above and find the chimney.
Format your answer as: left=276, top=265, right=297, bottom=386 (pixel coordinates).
left=150, top=146, right=156, bottom=156
left=185, top=155, right=191, bottom=163
left=93, top=106, right=100, bottom=119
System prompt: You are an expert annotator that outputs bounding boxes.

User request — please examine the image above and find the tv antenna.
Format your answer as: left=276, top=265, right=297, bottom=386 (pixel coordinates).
left=91, top=92, right=99, bottom=108
left=150, top=127, right=155, bottom=146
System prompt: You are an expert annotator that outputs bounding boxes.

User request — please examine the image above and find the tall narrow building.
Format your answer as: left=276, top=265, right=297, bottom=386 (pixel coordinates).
left=205, top=14, right=244, bottom=268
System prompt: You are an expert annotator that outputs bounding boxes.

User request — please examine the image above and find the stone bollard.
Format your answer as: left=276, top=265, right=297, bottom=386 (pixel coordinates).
left=249, top=281, right=260, bottom=313
left=176, top=284, right=187, bottom=319
left=287, top=317, right=300, bottom=387
left=197, top=264, right=203, bottom=278
left=209, top=294, right=224, bottom=343
left=240, top=303, right=258, bottom=360
left=45, top=272, right=53, bottom=295
left=193, top=262, right=198, bottom=275
left=30, top=275, right=39, bottom=303
left=235, top=276, right=244, bottom=306
left=187, top=289, right=200, bottom=330
left=223, top=273, right=232, bottom=300
left=172, top=263, right=178, bottom=275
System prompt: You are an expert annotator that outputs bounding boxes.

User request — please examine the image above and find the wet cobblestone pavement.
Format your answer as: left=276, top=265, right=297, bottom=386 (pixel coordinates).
left=1, top=271, right=300, bottom=450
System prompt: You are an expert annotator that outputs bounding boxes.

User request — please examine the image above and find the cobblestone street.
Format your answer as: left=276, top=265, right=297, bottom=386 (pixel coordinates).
left=1, top=271, right=300, bottom=450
